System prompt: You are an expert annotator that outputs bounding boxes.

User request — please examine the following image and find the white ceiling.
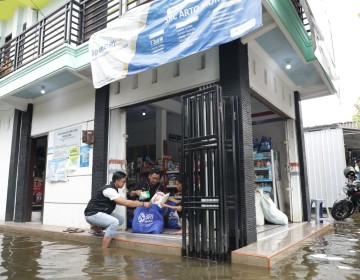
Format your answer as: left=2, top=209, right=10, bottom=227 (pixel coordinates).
left=126, top=96, right=282, bottom=125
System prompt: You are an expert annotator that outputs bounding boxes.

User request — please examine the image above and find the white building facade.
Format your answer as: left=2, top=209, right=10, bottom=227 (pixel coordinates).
left=0, top=0, right=337, bottom=258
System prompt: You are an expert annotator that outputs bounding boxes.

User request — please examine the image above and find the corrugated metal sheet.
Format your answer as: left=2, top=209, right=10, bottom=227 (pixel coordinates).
left=304, top=128, right=346, bottom=207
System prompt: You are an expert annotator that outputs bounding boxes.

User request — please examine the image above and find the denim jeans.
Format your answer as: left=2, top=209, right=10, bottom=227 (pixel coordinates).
left=85, top=211, right=124, bottom=238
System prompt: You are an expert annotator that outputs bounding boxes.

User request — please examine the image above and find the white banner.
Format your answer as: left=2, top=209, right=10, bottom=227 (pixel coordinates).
left=89, top=0, right=262, bottom=88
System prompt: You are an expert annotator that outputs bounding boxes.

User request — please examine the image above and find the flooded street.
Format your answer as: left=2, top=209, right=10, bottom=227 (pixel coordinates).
left=274, top=215, right=360, bottom=280
left=1, top=215, right=360, bottom=279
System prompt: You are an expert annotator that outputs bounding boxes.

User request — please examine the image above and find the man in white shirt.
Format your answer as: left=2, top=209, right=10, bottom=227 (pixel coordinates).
left=84, top=170, right=151, bottom=248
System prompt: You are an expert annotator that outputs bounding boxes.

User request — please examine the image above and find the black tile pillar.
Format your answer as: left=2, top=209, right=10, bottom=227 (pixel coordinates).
left=5, top=109, right=21, bottom=221
left=219, top=39, right=257, bottom=250
left=91, top=85, right=110, bottom=195
left=294, top=91, right=311, bottom=221
left=14, top=104, right=33, bottom=222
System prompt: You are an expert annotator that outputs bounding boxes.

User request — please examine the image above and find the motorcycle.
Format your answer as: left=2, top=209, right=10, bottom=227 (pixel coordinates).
left=331, top=166, right=360, bottom=220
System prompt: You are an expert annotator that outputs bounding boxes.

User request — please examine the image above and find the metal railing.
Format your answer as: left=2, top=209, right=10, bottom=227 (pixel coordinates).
left=291, top=0, right=311, bottom=36
left=0, top=1, right=81, bottom=77
left=0, top=0, right=151, bottom=78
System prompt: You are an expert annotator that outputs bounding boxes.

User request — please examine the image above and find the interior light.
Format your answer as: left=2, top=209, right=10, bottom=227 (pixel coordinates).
left=40, top=86, right=46, bottom=94
left=285, top=61, right=291, bottom=70
left=142, top=109, right=146, bottom=116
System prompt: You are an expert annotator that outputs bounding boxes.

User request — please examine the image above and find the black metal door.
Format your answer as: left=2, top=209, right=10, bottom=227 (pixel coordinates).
left=181, top=85, right=228, bottom=261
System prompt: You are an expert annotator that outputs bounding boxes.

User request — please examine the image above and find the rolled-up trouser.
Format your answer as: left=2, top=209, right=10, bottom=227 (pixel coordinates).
left=85, top=211, right=124, bottom=238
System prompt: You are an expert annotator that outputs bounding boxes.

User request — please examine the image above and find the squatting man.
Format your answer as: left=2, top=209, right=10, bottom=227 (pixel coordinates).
left=84, top=170, right=151, bottom=248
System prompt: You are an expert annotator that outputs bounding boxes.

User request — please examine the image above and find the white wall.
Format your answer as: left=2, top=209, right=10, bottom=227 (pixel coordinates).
left=248, top=41, right=296, bottom=119
left=109, top=47, right=220, bottom=108
left=32, top=82, right=95, bottom=136
left=0, top=107, right=15, bottom=221
left=32, top=82, right=95, bottom=228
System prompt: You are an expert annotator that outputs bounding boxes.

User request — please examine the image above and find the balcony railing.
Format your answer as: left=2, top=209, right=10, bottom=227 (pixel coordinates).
left=0, top=0, right=151, bottom=78
left=291, top=0, right=311, bottom=36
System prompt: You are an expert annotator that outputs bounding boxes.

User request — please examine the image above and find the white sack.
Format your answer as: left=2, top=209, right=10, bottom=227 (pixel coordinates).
left=255, top=191, right=265, bottom=226
left=259, top=190, right=288, bottom=225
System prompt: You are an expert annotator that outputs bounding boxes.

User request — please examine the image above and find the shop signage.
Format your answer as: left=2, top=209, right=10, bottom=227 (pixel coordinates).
left=89, top=0, right=262, bottom=88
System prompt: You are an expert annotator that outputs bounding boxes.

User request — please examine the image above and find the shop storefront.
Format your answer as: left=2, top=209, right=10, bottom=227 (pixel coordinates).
left=0, top=0, right=336, bottom=262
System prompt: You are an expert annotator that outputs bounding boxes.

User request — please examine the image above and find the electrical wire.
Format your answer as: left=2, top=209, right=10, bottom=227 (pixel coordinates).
left=30, top=0, right=46, bottom=18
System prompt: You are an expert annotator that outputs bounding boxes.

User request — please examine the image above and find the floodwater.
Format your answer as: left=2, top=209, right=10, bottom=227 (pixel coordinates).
left=1, top=215, right=360, bottom=280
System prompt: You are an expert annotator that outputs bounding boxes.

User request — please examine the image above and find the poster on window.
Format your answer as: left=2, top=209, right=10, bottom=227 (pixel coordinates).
left=80, top=145, right=90, bottom=167
left=46, top=158, right=68, bottom=182
left=89, top=0, right=262, bottom=88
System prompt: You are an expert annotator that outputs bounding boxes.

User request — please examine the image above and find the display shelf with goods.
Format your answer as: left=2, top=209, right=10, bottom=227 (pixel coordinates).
left=130, top=155, right=180, bottom=194
left=158, top=155, right=180, bottom=194
left=253, top=149, right=278, bottom=206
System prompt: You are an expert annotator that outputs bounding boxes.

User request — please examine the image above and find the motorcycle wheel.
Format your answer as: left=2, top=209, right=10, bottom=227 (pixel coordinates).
left=331, top=199, right=354, bottom=220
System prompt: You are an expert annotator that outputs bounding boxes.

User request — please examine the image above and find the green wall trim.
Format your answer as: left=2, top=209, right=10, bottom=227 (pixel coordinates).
left=0, top=43, right=90, bottom=89
left=266, top=0, right=315, bottom=62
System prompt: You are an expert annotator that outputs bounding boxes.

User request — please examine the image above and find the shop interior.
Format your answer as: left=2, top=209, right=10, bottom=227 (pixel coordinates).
left=124, top=94, right=290, bottom=228
left=125, top=102, right=181, bottom=194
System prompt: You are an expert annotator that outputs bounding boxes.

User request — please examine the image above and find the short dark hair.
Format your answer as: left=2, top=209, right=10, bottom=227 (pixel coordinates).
left=149, top=168, right=162, bottom=177
left=112, top=171, right=127, bottom=182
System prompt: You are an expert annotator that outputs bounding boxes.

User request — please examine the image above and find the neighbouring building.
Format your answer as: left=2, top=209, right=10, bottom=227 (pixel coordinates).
left=305, top=122, right=360, bottom=208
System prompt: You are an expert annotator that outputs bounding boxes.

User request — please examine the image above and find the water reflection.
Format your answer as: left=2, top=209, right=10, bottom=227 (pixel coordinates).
left=278, top=214, right=360, bottom=280
left=83, top=247, right=234, bottom=279
left=0, top=235, right=42, bottom=279
left=1, top=216, right=360, bottom=279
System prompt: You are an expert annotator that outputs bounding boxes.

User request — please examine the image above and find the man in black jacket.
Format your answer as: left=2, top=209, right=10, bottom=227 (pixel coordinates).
left=129, top=168, right=164, bottom=202
left=84, top=170, right=151, bottom=248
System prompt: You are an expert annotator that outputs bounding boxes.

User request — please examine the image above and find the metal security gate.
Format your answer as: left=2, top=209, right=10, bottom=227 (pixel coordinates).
left=181, top=85, right=228, bottom=261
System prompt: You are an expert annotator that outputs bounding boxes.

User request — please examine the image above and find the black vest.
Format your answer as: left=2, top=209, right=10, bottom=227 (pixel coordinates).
left=84, top=183, right=117, bottom=216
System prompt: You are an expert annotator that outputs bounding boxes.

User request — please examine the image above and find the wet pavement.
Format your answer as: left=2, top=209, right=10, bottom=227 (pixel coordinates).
left=1, top=214, right=360, bottom=279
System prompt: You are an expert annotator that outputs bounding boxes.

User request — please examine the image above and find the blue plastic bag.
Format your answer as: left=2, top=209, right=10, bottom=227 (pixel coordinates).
left=259, top=136, right=271, bottom=151
left=132, top=204, right=164, bottom=233
left=166, top=201, right=181, bottom=229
